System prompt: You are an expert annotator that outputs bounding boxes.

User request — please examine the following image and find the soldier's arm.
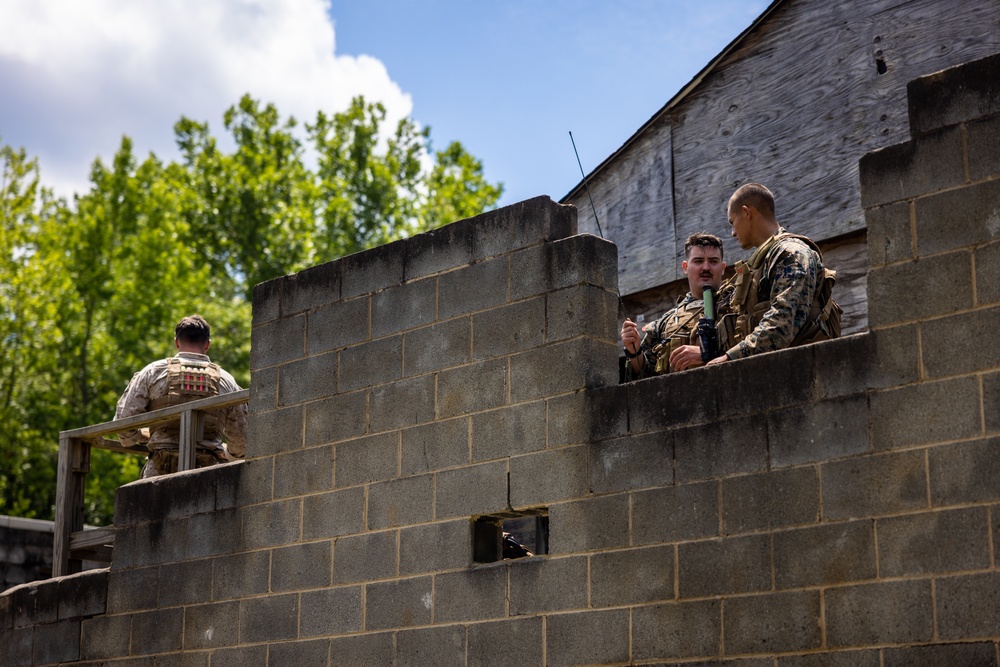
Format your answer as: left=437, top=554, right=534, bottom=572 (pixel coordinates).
left=114, top=371, right=150, bottom=447
left=218, top=374, right=248, bottom=458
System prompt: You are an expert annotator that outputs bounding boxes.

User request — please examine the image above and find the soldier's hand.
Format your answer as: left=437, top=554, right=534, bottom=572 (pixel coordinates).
left=668, top=344, right=703, bottom=372
left=706, top=355, right=728, bottom=367
left=621, top=319, right=641, bottom=354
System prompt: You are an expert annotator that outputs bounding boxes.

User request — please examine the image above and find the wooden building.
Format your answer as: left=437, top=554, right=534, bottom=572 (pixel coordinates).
left=562, top=0, right=1000, bottom=336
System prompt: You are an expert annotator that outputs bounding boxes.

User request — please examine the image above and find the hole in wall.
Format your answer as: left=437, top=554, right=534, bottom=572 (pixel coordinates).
left=473, top=509, right=548, bottom=564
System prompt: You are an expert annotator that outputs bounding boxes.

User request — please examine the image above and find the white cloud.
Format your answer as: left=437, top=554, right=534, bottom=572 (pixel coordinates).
left=0, top=0, right=412, bottom=198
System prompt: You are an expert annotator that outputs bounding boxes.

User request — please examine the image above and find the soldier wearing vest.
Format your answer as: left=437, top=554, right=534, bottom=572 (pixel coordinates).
left=115, top=315, right=247, bottom=478
left=620, top=233, right=727, bottom=379
left=706, top=183, right=841, bottom=367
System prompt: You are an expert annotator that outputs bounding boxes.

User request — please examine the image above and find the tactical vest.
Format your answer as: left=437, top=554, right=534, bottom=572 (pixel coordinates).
left=148, top=357, right=224, bottom=446
left=649, top=298, right=705, bottom=375
left=717, top=233, right=842, bottom=354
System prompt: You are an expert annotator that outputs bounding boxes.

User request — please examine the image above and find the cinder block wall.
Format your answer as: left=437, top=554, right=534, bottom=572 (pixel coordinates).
left=3, top=53, right=1000, bottom=666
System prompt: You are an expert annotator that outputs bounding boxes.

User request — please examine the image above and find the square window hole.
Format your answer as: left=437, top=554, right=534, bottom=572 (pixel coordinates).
left=473, top=509, right=548, bottom=564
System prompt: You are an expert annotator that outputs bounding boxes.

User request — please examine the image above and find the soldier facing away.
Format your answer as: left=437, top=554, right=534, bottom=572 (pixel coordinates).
left=115, top=315, right=247, bottom=478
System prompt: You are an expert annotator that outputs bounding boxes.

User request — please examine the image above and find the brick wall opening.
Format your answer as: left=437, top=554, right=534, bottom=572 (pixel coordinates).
left=473, top=510, right=549, bottom=563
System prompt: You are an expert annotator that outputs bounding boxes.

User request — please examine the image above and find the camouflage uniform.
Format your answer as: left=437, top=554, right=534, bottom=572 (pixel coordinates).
left=115, top=352, right=247, bottom=478
left=721, top=228, right=826, bottom=360
left=627, top=294, right=705, bottom=380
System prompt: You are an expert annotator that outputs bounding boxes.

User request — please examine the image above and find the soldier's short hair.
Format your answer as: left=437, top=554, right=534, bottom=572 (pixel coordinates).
left=175, top=315, right=211, bottom=344
left=729, top=183, right=775, bottom=218
left=684, top=232, right=724, bottom=260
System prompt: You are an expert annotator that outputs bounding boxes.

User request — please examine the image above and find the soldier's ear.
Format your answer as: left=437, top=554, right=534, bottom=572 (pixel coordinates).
left=174, top=338, right=180, bottom=350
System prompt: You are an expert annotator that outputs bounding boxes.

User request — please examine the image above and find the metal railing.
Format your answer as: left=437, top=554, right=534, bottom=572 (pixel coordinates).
left=53, top=389, right=249, bottom=577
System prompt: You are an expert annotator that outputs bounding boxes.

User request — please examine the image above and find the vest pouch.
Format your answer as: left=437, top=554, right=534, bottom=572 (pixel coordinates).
left=653, top=335, right=686, bottom=374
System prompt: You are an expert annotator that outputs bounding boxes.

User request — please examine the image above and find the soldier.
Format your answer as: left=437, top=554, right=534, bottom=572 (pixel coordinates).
left=620, top=232, right=727, bottom=380
left=115, top=315, right=247, bottom=478
left=707, top=183, right=840, bottom=366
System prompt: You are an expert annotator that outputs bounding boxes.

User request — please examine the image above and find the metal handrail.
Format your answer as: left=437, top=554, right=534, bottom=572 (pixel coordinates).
left=53, top=389, right=249, bottom=577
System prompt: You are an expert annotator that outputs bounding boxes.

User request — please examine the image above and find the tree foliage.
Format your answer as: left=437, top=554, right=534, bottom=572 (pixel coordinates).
left=0, top=97, right=503, bottom=525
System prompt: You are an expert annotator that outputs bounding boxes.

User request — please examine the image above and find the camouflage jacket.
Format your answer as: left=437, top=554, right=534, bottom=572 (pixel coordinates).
left=627, top=293, right=704, bottom=380
left=725, top=229, right=823, bottom=360
left=114, top=352, right=247, bottom=456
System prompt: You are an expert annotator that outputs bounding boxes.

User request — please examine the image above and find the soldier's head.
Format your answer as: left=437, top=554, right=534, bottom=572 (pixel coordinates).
left=174, top=315, right=211, bottom=354
left=682, top=232, right=726, bottom=295
left=727, top=183, right=779, bottom=249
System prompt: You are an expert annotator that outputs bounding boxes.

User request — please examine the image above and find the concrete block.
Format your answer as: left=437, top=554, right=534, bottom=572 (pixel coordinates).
left=546, top=285, right=619, bottom=343
left=248, top=365, right=277, bottom=412
left=977, top=240, right=1000, bottom=306
left=156, top=652, right=208, bottom=667
left=277, top=351, right=338, bottom=405
left=922, top=306, right=1000, bottom=377
left=713, top=335, right=819, bottom=414
left=435, top=460, right=508, bottom=520
left=367, top=474, right=434, bottom=529
left=774, top=520, right=876, bottom=589
left=633, top=481, right=720, bottom=545
left=267, top=639, right=330, bottom=667
left=399, top=519, right=472, bottom=575
left=722, top=467, right=820, bottom=534
left=778, top=651, right=880, bottom=667
left=233, top=457, right=273, bottom=506
left=307, top=295, right=370, bottom=354
left=986, top=371, right=1000, bottom=434
left=825, top=580, right=933, bottom=646
left=128, top=519, right=185, bottom=568
left=158, top=558, right=212, bottom=607
left=867, top=251, right=973, bottom=327
left=80, top=614, right=131, bottom=660
left=274, top=446, right=335, bottom=500
left=340, top=239, right=405, bottom=300
left=302, top=486, right=365, bottom=540
left=546, top=609, right=629, bottom=667
left=674, top=416, right=768, bottom=483
left=333, top=530, right=397, bottom=583
left=32, top=619, right=80, bottom=664
left=509, top=445, right=588, bottom=507
left=548, top=494, right=629, bottom=554
left=238, top=592, right=298, bottom=642
left=281, top=260, right=342, bottom=315
left=240, top=498, right=300, bottom=549
left=251, top=276, right=281, bottom=325
left=209, top=646, right=267, bottom=667
left=813, top=328, right=919, bottom=397
left=508, top=556, right=588, bottom=615
left=438, top=256, right=509, bottom=319
left=870, top=376, right=981, bottom=449
left=437, top=358, right=508, bottom=418
left=468, top=617, right=543, bottom=667
left=130, top=608, right=183, bottom=655
left=768, top=396, right=870, bottom=468
left=916, top=179, right=1000, bottom=256
left=403, top=216, right=474, bottom=281
left=305, top=390, right=366, bottom=447
left=369, top=375, right=436, bottom=433
left=401, top=417, right=469, bottom=475
left=472, top=298, right=545, bottom=360
left=936, top=571, right=1000, bottom=639
left=300, top=585, right=362, bottom=637
left=248, top=404, right=302, bottom=456
left=859, top=126, right=964, bottom=208
left=632, top=599, right=721, bottom=661
left=509, top=234, right=618, bottom=301
left=397, top=625, right=466, bottom=667
left=884, top=643, right=998, bottom=667
left=678, top=535, right=771, bottom=598
left=9, top=580, right=56, bottom=627
left=907, top=52, right=1000, bottom=135
left=865, top=201, right=913, bottom=267
left=212, top=550, right=270, bottom=600
left=57, top=569, right=107, bottom=620
left=822, top=450, right=927, bottom=519
left=590, top=545, right=673, bottom=607
left=724, top=591, right=822, bottom=654
left=469, top=197, right=576, bottom=261
left=107, top=566, right=158, bottom=613
left=403, top=318, right=472, bottom=377
left=472, top=401, right=546, bottom=461
left=335, top=432, right=399, bottom=488
left=968, top=114, right=1000, bottom=180
left=878, top=507, right=990, bottom=577
left=547, top=385, right=628, bottom=447
left=628, top=371, right=719, bottom=434
left=510, top=338, right=619, bottom=402
left=182, top=601, right=239, bottom=649
left=271, top=540, right=333, bottom=591
left=372, top=276, right=437, bottom=338
left=365, top=576, right=432, bottom=630
left=339, top=335, right=402, bottom=392
left=930, top=437, right=1000, bottom=505
left=589, top=432, right=673, bottom=494
left=434, top=565, right=507, bottom=622
left=328, top=632, right=394, bottom=667
left=249, top=314, right=305, bottom=371
left=214, top=459, right=243, bottom=511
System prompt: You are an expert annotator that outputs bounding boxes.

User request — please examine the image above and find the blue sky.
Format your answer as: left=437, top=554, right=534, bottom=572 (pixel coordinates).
left=0, top=0, right=770, bottom=207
